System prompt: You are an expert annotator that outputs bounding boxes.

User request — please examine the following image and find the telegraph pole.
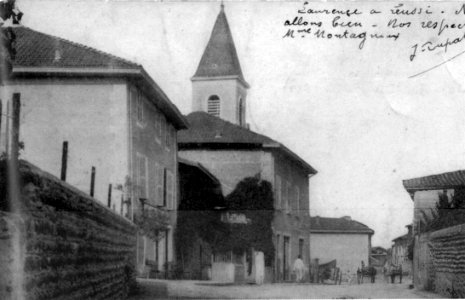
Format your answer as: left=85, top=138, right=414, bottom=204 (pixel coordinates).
left=1, top=0, right=22, bottom=213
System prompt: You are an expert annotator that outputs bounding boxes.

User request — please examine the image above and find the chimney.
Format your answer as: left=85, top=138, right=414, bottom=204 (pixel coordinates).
left=342, top=216, right=351, bottom=221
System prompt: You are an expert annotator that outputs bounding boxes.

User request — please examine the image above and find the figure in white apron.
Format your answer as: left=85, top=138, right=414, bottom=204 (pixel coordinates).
left=293, top=255, right=305, bottom=282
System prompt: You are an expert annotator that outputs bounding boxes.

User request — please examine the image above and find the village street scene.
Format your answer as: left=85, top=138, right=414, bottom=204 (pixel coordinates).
left=1, top=0, right=464, bottom=299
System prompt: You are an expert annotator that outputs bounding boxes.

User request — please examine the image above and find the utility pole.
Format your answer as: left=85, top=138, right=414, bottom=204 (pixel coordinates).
left=60, top=141, right=68, bottom=181
left=1, top=1, right=23, bottom=214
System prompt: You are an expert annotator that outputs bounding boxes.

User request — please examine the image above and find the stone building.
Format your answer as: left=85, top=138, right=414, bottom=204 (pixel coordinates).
left=0, top=26, right=188, bottom=275
left=309, top=216, right=374, bottom=274
left=403, top=170, right=465, bottom=295
left=177, top=5, right=317, bottom=282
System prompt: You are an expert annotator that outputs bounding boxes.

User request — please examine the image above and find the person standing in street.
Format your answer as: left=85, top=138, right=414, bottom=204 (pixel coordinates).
left=390, top=264, right=396, bottom=283
left=369, top=266, right=376, bottom=283
left=293, top=255, right=305, bottom=283
left=399, top=264, right=403, bottom=284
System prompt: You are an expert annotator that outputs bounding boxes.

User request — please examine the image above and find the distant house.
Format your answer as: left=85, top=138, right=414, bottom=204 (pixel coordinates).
left=0, top=26, right=188, bottom=276
left=391, top=224, right=413, bottom=274
left=177, top=5, right=317, bottom=282
left=370, top=246, right=388, bottom=269
left=309, top=216, right=374, bottom=274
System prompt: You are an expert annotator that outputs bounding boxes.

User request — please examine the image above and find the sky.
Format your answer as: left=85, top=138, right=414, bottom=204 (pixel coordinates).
left=15, top=0, right=465, bottom=247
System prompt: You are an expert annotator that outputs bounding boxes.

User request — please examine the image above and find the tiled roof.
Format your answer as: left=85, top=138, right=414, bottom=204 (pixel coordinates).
left=178, top=111, right=275, bottom=145
left=192, top=7, right=248, bottom=87
left=13, top=26, right=139, bottom=69
left=310, top=216, right=374, bottom=234
left=9, top=26, right=188, bottom=129
left=403, top=170, right=465, bottom=191
left=177, top=112, right=317, bottom=174
left=392, top=233, right=410, bottom=242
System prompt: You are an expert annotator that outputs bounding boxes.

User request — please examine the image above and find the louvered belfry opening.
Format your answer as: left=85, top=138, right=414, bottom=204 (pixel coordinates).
left=207, top=95, right=221, bottom=117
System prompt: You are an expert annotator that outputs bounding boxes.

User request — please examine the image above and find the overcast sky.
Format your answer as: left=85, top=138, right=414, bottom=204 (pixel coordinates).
left=17, top=0, right=465, bottom=247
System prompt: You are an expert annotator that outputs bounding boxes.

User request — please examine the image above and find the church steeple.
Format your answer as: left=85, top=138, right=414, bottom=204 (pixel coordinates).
left=193, top=4, right=248, bottom=87
left=191, top=4, right=249, bottom=127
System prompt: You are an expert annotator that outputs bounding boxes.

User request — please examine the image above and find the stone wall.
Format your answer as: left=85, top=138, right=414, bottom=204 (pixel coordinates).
left=0, top=160, right=137, bottom=300
left=415, top=223, right=465, bottom=298
left=0, top=211, right=26, bottom=299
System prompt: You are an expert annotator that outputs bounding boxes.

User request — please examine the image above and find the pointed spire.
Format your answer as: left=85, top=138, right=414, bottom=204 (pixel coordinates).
left=193, top=4, right=249, bottom=88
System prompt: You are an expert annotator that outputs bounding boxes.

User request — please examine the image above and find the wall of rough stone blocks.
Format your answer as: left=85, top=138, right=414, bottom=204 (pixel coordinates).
left=0, top=160, right=137, bottom=300
left=0, top=211, right=26, bottom=299
left=416, top=223, right=465, bottom=298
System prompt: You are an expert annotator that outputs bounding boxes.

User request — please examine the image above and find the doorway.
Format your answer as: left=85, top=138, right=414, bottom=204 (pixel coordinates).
left=283, top=236, right=290, bottom=280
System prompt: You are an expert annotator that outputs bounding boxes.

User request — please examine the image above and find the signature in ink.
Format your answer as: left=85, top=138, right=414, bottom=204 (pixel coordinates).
left=410, top=31, right=465, bottom=61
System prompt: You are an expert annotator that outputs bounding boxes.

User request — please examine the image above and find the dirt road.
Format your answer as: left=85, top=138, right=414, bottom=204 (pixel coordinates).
left=130, top=278, right=443, bottom=299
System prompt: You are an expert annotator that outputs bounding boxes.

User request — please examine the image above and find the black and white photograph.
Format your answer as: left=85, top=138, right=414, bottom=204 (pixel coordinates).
left=1, top=0, right=465, bottom=298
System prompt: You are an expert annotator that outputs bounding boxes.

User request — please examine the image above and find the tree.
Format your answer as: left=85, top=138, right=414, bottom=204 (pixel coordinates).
left=134, top=208, right=170, bottom=241
left=0, top=0, right=23, bottom=81
left=420, top=190, right=465, bottom=233
left=216, top=177, right=275, bottom=265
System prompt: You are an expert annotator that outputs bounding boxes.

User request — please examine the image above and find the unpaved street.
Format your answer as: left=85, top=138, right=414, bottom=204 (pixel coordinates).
left=131, top=279, right=443, bottom=299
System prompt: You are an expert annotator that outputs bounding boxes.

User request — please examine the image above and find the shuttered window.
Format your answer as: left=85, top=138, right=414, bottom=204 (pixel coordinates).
left=156, top=164, right=164, bottom=205
left=161, top=168, right=174, bottom=209
left=155, top=111, right=161, bottom=143
left=295, top=186, right=300, bottom=214
left=136, top=153, right=148, bottom=199
left=160, top=115, right=166, bottom=147
left=136, top=92, right=145, bottom=126
left=281, top=179, right=286, bottom=212
left=275, top=176, right=282, bottom=209
left=166, top=125, right=174, bottom=150
left=286, top=181, right=292, bottom=213
left=207, top=95, right=220, bottom=117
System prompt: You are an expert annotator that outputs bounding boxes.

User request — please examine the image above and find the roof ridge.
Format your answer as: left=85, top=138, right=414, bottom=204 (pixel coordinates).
left=188, top=111, right=276, bottom=143
left=20, top=26, right=141, bottom=69
left=350, top=220, right=371, bottom=228
left=179, top=112, right=317, bottom=174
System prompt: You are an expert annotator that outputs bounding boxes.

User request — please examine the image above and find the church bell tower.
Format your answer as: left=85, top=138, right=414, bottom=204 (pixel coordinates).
left=191, top=4, right=250, bottom=127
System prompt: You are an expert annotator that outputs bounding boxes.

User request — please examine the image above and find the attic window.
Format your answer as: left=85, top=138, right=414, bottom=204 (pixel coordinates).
left=207, top=95, right=220, bottom=117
